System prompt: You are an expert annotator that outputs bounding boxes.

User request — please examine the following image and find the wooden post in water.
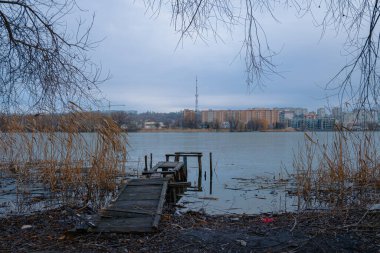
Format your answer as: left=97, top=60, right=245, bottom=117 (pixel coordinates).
left=183, top=156, right=188, bottom=168
left=197, top=154, right=202, bottom=191
left=150, top=153, right=153, bottom=169
left=165, top=154, right=169, bottom=162
left=144, top=155, right=148, bottom=171
left=209, top=152, right=213, bottom=195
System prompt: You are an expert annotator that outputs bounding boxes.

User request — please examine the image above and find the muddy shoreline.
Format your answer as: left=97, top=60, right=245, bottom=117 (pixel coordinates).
left=0, top=206, right=379, bottom=252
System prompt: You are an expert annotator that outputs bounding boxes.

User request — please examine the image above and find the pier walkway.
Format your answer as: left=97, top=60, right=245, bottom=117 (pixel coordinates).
left=93, top=161, right=187, bottom=233
left=94, top=177, right=168, bottom=233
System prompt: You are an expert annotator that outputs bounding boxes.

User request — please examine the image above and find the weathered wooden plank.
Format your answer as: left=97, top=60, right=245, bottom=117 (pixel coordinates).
left=127, top=183, right=163, bottom=187
left=118, top=193, right=161, bottom=201
left=166, top=153, right=203, bottom=157
left=104, top=208, right=156, bottom=215
left=169, top=182, right=191, bottom=187
left=102, top=205, right=156, bottom=213
left=158, top=162, right=184, bottom=168
left=126, top=181, right=166, bottom=186
left=124, top=185, right=162, bottom=191
left=94, top=177, right=169, bottom=233
left=128, top=178, right=164, bottom=183
left=111, top=199, right=159, bottom=206
left=152, top=179, right=168, bottom=229
left=101, top=210, right=155, bottom=218
left=150, top=162, right=164, bottom=172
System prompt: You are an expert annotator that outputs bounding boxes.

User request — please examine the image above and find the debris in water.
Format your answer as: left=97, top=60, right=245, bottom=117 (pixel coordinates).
left=261, top=217, right=274, bottom=223
left=198, top=196, right=218, bottom=200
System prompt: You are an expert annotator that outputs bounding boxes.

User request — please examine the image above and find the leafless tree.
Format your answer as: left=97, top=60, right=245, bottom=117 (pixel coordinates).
left=0, top=0, right=103, bottom=113
left=144, top=0, right=380, bottom=109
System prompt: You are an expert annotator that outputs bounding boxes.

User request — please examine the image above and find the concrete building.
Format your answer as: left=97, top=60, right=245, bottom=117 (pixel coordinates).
left=144, top=121, right=164, bottom=129
left=279, top=110, right=295, bottom=127
left=317, top=108, right=326, bottom=118
left=201, top=109, right=280, bottom=129
left=332, top=107, right=343, bottom=121
left=293, top=108, right=308, bottom=116
left=291, top=117, right=336, bottom=131
left=343, top=109, right=379, bottom=129
left=183, top=109, right=197, bottom=128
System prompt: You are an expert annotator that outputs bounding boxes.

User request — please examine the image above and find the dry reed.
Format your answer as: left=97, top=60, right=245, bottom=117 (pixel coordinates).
left=294, top=130, right=380, bottom=210
left=0, top=105, right=127, bottom=213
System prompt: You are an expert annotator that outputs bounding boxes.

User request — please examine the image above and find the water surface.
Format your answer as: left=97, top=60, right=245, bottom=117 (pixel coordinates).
left=126, top=132, right=330, bottom=214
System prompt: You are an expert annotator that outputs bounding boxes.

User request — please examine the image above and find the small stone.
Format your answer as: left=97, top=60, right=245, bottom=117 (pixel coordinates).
left=231, top=217, right=240, bottom=221
left=236, top=239, right=247, bottom=247
left=21, top=225, right=32, bottom=230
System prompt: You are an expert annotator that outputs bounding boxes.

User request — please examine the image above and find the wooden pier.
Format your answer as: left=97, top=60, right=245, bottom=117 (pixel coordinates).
left=92, top=161, right=190, bottom=233
left=93, top=177, right=168, bottom=233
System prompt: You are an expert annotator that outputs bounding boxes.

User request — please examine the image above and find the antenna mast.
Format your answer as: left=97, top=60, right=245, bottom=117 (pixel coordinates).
left=195, top=76, right=199, bottom=113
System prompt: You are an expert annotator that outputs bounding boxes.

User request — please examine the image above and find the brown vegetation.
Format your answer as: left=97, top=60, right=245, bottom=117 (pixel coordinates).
left=294, top=130, right=380, bottom=210
left=0, top=105, right=127, bottom=212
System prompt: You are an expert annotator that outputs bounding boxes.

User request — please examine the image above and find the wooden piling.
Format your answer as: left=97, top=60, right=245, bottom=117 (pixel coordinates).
left=198, top=154, right=202, bottom=191
left=183, top=156, right=188, bottom=169
left=209, top=152, right=213, bottom=195
left=209, top=152, right=213, bottom=179
left=150, top=153, right=153, bottom=169
left=144, top=155, right=148, bottom=171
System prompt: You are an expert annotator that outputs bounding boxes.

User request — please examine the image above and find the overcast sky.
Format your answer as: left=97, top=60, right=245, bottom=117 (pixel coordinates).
left=78, top=1, right=347, bottom=113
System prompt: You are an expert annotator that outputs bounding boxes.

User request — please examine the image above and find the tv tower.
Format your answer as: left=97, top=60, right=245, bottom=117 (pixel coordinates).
left=195, top=76, right=199, bottom=113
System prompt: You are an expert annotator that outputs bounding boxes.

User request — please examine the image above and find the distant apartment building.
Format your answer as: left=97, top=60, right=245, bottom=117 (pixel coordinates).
left=290, top=108, right=308, bottom=116
left=342, top=109, right=379, bottom=129
left=332, top=107, right=343, bottom=121
left=277, top=107, right=336, bottom=131
left=183, top=109, right=199, bottom=128
left=181, top=106, right=379, bottom=131
left=275, top=107, right=308, bottom=116
left=201, top=109, right=279, bottom=129
left=279, top=110, right=294, bottom=127
left=183, top=109, right=196, bottom=122
left=317, top=108, right=326, bottom=118
left=144, top=121, right=164, bottom=129
left=291, top=117, right=336, bottom=131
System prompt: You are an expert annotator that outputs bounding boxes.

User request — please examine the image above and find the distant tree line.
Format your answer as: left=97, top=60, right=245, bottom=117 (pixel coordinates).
left=0, top=110, right=289, bottom=132
left=0, top=111, right=184, bottom=132
left=0, top=112, right=112, bottom=132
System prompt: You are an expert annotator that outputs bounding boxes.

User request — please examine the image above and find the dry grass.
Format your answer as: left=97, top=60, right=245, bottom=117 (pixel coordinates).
left=294, top=130, right=380, bottom=210
left=0, top=105, right=127, bottom=212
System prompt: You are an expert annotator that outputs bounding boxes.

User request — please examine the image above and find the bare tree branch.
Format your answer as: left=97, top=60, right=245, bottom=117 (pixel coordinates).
left=144, top=0, right=380, bottom=110
left=0, top=0, right=105, bottom=113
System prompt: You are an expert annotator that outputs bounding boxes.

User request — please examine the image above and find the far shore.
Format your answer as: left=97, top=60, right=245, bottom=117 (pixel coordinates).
left=135, top=127, right=298, bottom=133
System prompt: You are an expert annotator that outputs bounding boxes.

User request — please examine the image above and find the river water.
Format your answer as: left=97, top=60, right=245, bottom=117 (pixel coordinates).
left=126, top=132, right=337, bottom=214
left=1, top=131, right=377, bottom=215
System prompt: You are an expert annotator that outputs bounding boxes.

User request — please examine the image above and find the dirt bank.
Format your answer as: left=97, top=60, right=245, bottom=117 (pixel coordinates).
left=0, top=207, right=379, bottom=252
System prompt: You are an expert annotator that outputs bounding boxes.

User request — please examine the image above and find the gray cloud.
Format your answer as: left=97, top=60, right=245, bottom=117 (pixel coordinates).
left=77, top=1, right=347, bottom=112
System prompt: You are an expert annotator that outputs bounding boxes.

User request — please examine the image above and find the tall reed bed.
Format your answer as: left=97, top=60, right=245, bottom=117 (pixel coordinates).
left=294, top=130, right=380, bottom=210
left=0, top=106, right=127, bottom=212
